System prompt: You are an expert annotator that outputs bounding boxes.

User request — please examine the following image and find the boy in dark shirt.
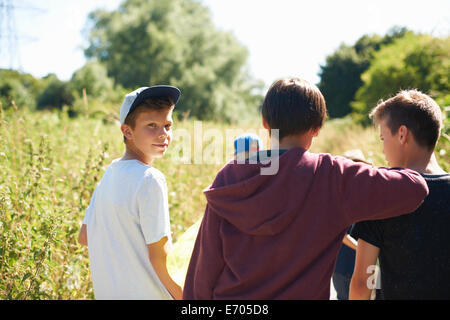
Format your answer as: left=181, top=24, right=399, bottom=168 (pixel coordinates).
left=349, top=89, right=450, bottom=300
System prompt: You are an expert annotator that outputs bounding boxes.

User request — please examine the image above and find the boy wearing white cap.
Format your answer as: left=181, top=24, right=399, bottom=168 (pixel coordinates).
left=78, top=86, right=182, bottom=300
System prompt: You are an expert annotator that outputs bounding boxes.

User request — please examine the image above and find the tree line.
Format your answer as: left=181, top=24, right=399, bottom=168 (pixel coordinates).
left=318, top=26, right=449, bottom=124
left=0, top=0, right=448, bottom=125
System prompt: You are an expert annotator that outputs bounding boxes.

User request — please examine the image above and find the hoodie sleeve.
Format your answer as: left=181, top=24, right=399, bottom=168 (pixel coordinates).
left=329, top=156, right=429, bottom=225
left=183, top=204, right=225, bottom=300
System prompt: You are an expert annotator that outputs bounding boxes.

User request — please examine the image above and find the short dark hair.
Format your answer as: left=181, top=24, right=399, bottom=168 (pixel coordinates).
left=369, top=89, right=442, bottom=151
left=261, top=78, right=327, bottom=140
left=123, top=96, right=174, bottom=143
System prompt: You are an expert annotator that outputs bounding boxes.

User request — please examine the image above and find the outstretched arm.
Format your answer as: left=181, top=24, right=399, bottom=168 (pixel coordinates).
left=148, top=236, right=183, bottom=300
left=334, top=158, right=428, bottom=224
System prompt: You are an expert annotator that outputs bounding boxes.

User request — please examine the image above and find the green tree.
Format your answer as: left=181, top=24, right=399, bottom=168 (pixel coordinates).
left=70, top=60, right=114, bottom=101
left=317, top=45, right=368, bottom=118
left=37, top=74, right=75, bottom=111
left=0, top=69, right=42, bottom=109
left=351, top=33, right=450, bottom=123
left=318, top=26, right=410, bottom=118
left=70, top=61, right=128, bottom=119
left=84, top=0, right=263, bottom=122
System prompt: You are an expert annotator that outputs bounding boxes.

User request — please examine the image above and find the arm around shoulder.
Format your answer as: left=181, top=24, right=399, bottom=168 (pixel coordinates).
left=337, top=159, right=429, bottom=223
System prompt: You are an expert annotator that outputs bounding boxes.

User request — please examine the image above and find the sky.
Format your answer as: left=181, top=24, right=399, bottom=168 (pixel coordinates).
left=1, top=0, right=449, bottom=89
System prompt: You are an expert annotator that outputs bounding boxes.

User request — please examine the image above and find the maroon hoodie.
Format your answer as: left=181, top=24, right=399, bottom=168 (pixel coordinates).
left=183, top=148, right=429, bottom=300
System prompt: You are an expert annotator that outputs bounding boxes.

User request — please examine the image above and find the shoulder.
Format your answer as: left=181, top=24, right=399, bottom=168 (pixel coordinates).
left=423, top=173, right=450, bottom=185
left=143, top=167, right=166, bottom=186
left=317, top=152, right=361, bottom=166
left=111, top=160, right=167, bottom=185
left=315, top=152, right=371, bottom=174
left=134, top=173, right=168, bottom=208
left=143, top=166, right=166, bottom=181
left=210, top=160, right=236, bottom=188
left=420, top=173, right=450, bottom=204
left=116, top=160, right=165, bottom=182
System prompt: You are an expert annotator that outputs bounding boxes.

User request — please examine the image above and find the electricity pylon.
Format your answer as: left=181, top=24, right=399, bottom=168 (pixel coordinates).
left=0, top=0, right=44, bottom=70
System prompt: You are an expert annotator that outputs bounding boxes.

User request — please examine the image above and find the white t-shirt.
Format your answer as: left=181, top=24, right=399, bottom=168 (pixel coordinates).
left=82, top=159, right=173, bottom=300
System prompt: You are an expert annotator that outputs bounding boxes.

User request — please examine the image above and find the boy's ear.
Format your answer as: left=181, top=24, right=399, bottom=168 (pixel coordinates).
left=311, top=127, right=320, bottom=137
left=398, top=125, right=408, bottom=145
left=121, top=124, right=133, bottom=141
left=262, top=116, right=270, bottom=130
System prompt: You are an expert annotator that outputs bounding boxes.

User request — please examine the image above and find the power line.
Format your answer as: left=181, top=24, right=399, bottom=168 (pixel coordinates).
left=0, top=0, right=20, bottom=69
left=0, top=3, right=45, bottom=12
left=0, top=0, right=45, bottom=70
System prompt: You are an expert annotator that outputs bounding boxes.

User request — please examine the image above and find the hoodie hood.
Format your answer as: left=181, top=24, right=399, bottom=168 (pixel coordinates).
left=204, top=148, right=318, bottom=236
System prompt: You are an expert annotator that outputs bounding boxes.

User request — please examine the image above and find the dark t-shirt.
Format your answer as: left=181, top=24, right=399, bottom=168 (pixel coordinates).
left=351, top=173, right=450, bottom=300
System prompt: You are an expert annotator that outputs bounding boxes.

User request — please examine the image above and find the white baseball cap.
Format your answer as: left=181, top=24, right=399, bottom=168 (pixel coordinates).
left=119, top=85, right=181, bottom=124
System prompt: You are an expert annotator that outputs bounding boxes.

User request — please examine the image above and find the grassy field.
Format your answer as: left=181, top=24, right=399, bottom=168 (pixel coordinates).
left=0, top=105, right=448, bottom=299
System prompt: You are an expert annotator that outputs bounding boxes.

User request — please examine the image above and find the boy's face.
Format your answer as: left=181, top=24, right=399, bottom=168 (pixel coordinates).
left=379, top=117, right=405, bottom=168
left=127, top=108, right=174, bottom=161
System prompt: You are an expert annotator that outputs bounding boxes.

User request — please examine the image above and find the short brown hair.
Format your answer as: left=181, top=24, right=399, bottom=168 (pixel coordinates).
left=369, top=89, right=442, bottom=151
left=123, top=96, right=174, bottom=142
left=262, top=78, right=327, bottom=140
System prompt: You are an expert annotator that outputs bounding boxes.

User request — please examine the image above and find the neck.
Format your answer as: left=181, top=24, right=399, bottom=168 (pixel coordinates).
left=404, top=149, right=445, bottom=174
left=424, top=152, right=446, bottom=174
left=122, top=144, right=153, bottom=165
left=273, top=134, right=312, bottom=151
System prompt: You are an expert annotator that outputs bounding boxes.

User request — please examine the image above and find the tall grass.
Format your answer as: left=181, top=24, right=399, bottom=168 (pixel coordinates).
left=0, top=107, right=226, bottom=299
left=0, top=105, right=448, bottom=299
